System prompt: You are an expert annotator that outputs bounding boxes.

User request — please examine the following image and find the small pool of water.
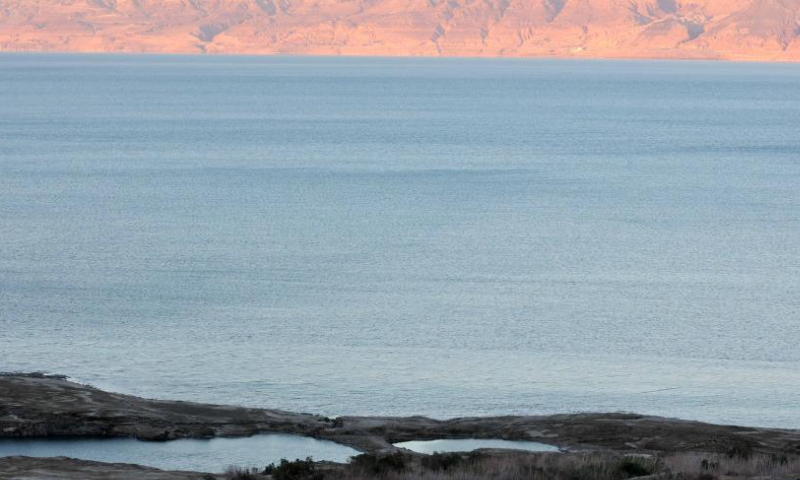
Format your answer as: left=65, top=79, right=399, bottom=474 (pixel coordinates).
left=0, top=434, right=360, bottom=473
left=395, top=438, right=560, bottom=454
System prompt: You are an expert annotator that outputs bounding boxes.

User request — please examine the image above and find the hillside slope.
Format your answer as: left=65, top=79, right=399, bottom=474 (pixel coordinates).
left=0, top=0, right=799, bottom=59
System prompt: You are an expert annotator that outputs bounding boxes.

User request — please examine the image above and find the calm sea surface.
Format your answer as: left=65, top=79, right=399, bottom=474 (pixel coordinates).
left=0, top=434, right=358, bottom=472
left=1, top=54, right=799, bottom=428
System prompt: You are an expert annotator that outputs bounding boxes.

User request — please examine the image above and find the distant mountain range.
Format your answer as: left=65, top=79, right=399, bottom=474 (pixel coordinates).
left=1, top=0, right=799, bottom=60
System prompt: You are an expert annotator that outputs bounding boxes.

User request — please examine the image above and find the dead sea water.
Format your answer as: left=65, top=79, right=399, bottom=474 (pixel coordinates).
left=395, top=439, right=560, bottom=454
left=1, top=54, right=800, bottom=428
left=0, top=434, right=359, bottom=472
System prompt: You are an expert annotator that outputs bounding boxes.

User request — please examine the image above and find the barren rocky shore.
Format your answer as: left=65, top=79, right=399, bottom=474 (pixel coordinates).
left=3, top=373, right=800, bottom=454
left=3, top=373, right=800, bottom=479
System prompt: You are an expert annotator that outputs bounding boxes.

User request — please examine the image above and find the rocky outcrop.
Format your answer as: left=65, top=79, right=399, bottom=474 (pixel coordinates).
left=0, top=373, right=331, bottom=442
left=0, top=0, right=798, bottom=60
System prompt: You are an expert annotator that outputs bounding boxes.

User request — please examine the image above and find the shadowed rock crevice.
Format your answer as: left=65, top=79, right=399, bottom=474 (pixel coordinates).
left=543, top=0, right=566, bottom=22
left=494, top=0, right=511, bottom=19
left=89, top=0, right=116, bottom=10
left=684, top=20, right=704, bottom=40
left=779, top=22, right=800, bottom=49
left=195, top=23, right=228, bottom=41
left=254, top=0, right=277, bottom=16
left=657, top=0, right=677, bottom=14
left=629, top=4, right=653, bottom=26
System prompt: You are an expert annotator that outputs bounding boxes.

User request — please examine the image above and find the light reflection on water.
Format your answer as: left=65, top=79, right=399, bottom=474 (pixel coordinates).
left=395, top=439, right=560, bottom=454
left=0, top=434, right=360, bottom=473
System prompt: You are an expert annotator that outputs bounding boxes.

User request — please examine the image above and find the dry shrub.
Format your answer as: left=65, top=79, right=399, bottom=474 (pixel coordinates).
left=234, top=450, right=800, bottom=480
left=663, top=452, right=799, bottom=479
left=332, top=453, right=653, bottom=480
left=224, top=465, right=260, bottom=480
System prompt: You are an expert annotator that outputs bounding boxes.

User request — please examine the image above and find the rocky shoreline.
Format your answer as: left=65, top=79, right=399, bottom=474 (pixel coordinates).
left=3, top=373, right=800, bottom=456
left=0, top=373, right=800, bottom=480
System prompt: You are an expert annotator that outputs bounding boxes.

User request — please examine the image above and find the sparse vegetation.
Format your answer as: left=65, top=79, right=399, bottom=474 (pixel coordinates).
left=262, top=457, right=322, bottom=480
left=617, top=456, right=656, bottom=478
left=232, top=451, right=800, bottom=480
left=420, top=452, right=465, bottom=471
left=224, top=465, right=259, bottom=480
left=725, top=441, right=755, bottom=460
left=349, top=452, right=409, bottom=474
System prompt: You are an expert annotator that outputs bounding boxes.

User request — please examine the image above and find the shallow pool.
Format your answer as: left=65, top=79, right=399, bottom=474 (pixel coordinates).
left=0, top=434, right=360, bottom=472
left=395, top=438, right=560, bottom=454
